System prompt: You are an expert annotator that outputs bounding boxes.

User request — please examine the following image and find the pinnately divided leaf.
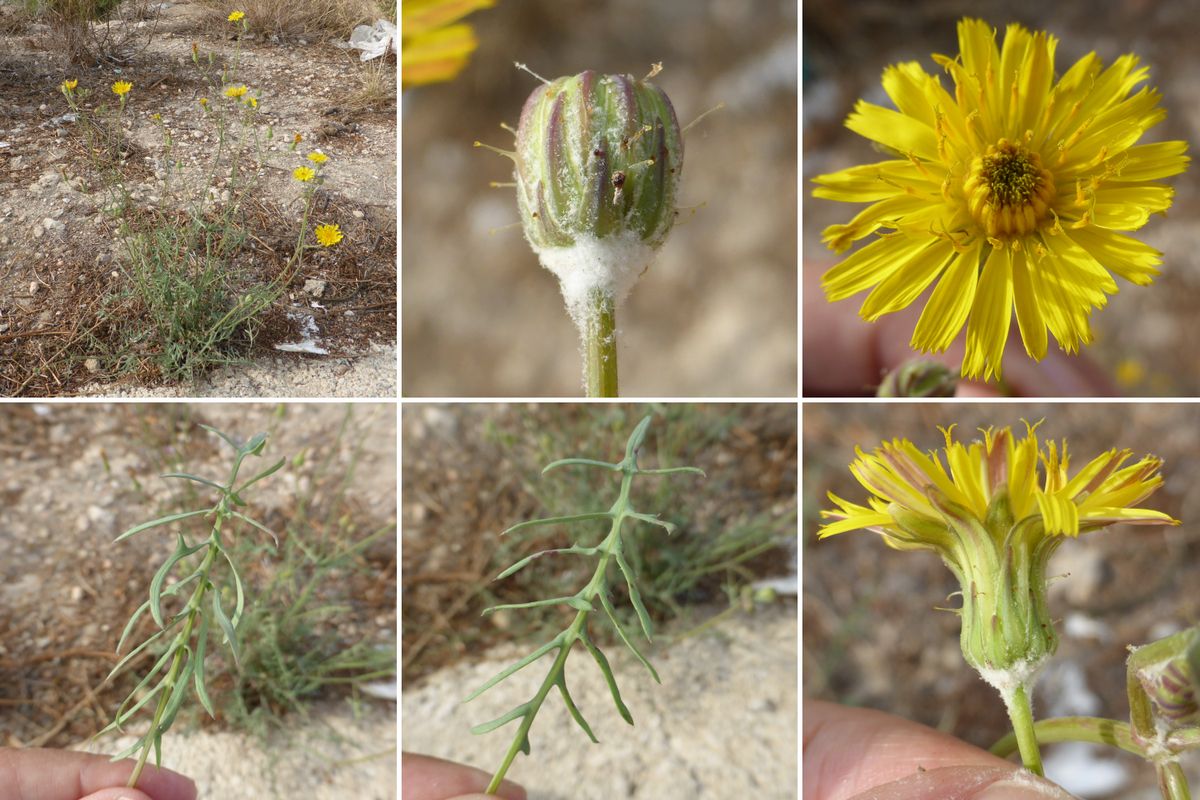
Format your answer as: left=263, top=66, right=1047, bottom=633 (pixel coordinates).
left=465, top=415, right=703, bottom=795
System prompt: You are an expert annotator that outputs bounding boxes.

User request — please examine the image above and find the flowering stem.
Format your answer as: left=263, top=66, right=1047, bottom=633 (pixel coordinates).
left=583, top=291, right=618, bottom=398
left=1159, top=762, right=1192, bottom=800
left=1003, top=683, right=1044, bottom=776
left=991, top=716, right=1140, bottom=758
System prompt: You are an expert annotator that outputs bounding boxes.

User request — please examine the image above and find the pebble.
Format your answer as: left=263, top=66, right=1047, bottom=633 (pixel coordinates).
left=84, top=358, right=100, bottom=373
left=303, top=278, right=327, bottom=298
left=352, top=209, right=365, bottom=219
left=29, top=281, right=40, bottom=295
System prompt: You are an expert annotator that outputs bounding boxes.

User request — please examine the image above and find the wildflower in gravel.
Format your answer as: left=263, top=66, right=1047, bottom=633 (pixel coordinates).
left=224, top=84, right=248, bottom=99
left=821, top=421, right=1178, bottom=773
left=199, top=97, right=209, bottom=108
left=111, top=81, right=132, bottom=97
left=813, top=18, right=1189, bottom=381
left=61, top=78, right=78, bottom=92
left=307, top=151, right=328, bottom=164
left=246, top=96, right=258, bottom=109
left=293, top=166, right=316, bottom=183
left=314, top=223, right=343, bottom=247
left=228, top=10, right=245, bottom=22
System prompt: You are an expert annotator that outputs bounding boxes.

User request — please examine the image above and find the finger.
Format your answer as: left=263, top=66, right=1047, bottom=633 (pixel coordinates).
left=401, top=753, right=526, bottom=800
left=804, top=700, right=1017, bottom=799
left=848, top=765, right=1077, bottom=800
left=0, top=749, right=196, bottom=800
left=78, top=789, right=156, bottom=800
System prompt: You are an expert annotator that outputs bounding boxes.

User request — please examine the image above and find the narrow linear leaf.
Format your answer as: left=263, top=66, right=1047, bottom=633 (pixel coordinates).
left=580, top=634, right=633, bottom=725
left=464, top=635, right=562, bottom=703
left=161, top=472, right=226, bottom=492
left=103, top=680, right=165, bottom=736
left=519, top=734, right=531, bottom=755
left=242, top=432, right=268, bottom=456
left=598, top=591, right=661, bottom=683
left=114, top=509, right=209, bottom=543
left=555, top=666, right=598, bottom=743
left=113, top=644, right=176, bottom=725
left=234, top=456, right=285, bottom=494
left=220, top=547, right=246, bottom=627
left=494, top=545, right=599, bottom=581
left=109, top=731, right=154, bottom=761
left=106, top=625, right=174, bottom=683
left=150, top=536, right=207, bottom=628
left=613, top=550, right=654, bottom=642
left=211, top=591, right=240, bottom=668
left=502, top=513, right=611, bottom=538
left=116, top=598, right=153, bottom=654
left=159, top=653, right=197, bottom=732
left=482, top=596, right=592, bottom=615
left=542, top=457, right=621, bottom=474
left=469, top=702, right=531, bottom=735
left=626, top=512, right=678, bottom=536
left=232, top=511, right=279, bottom=548
left=192, top=611, right=215, bottom=718
left=198, top=423, right=240, bottom=451
left=152, top=730, right=162, bottom=767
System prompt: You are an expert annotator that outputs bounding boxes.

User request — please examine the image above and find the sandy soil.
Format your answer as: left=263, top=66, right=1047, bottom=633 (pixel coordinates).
left=803, top=403, right=1200, bottom=798
left=804, top=0, right=1200, bottom=396
left=0, top=1, right=397, bottom=397
left=0, top=403, right=396, bottom=795
left=402, top=0, right=797, bottom=397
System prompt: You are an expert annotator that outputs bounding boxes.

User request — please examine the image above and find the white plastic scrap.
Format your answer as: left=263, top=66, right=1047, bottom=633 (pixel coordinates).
left=274, top=311, right=329, bottom=355
left=343, top=19, right=396, bottom=61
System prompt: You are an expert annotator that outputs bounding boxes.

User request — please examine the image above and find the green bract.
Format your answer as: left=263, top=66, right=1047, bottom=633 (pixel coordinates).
left=515, top=69, right=683, bottom=256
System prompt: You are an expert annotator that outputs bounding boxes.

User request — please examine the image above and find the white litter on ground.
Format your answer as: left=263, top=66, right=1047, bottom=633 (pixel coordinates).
left=343, top=19, right=396, bottom=61
left=274, top=311, right=329, bottom=355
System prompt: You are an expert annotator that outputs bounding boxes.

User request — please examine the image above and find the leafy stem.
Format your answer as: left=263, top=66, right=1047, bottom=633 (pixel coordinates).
left=464, top=415, right=704, bottom=794
left=98, top=426, right=283, bottom=788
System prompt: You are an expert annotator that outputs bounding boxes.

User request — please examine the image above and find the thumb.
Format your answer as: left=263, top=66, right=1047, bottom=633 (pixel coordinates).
left=79, top=789, right=157, bottom=800
left=848, top=766, right=1077, bottom=800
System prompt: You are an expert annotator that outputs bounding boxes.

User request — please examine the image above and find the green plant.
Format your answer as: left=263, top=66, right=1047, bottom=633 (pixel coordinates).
left=98, top=425, right=285, bottom=788
left=465, top=415, right=704, bottom=794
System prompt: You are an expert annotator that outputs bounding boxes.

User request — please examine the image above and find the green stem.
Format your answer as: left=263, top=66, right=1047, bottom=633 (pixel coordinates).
left=126, top=537, right=219, bottom=787
left=991, top=716, right=1140, bottom=758
left=583, top=291, right=618, bottom=398
left=1159, top=761, right=1192, bottom=800
left=1003, top=683, right=1044, bottom=776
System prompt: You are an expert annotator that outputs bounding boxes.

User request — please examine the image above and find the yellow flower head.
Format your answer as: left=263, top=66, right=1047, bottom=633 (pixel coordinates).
left=293, top=166, right=316, bottom=182
left=314, top=223, right=343, bottom=247
left=307, top=151, right=328, bottom=164
left=228, top=10, right=245, bottom=22
left=62, top=79, right=78, bottom=91
left=111, top=80, right=133, bottom=97
left=821, top=421, right=1178, bottom=676
left=224, top=84, right=248, bottom=99
left=246, top=96, right=258, bottom=108
left=814, top=19, right=1190, bottom=382
left=199, top=97, right=209, bottom=108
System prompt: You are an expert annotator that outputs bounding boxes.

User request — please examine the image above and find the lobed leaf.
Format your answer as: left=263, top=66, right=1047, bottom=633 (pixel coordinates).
left=555, top=665, right=598, bottom=743
left=463, top=635, right=563, bottom=703
left=613, top=550, right=654, bottom=642
left=211, top=591, right=240, bottom=668
left=469, top=702, right=531, bottom=735
left=580, top=632, right=633, bottom=725
left=192, top=610, right=215, bottom=718
left=220, top=547, right=246, bottom=627
left=482, top=596, right=592, bottom=616
left=150, top=535, right=207, bottom=628
left=598, top=590, right=660, bottom=683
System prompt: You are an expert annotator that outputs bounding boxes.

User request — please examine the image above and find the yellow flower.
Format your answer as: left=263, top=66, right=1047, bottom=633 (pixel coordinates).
left=246, top=96, right=258, bottom=108
left=224, top=84, right=248, bottom=98
left=814, top=19, right=1190, bottom=382
left=62, top=79, right=78, bottom=91
left=293, top=166, right=316, bottom=182
left=199, top=97, right=209, bottom=108
left=307, top=151, right=328, bottom=164
left=402, top=0, right=495, bottom=88
left=314, top=223, right=343, bottom=247
left=821, top=421, right=1178, bottom=690
left=228, top=10, right=245, bottom=22
left=111, top=81, right=133, bottom=96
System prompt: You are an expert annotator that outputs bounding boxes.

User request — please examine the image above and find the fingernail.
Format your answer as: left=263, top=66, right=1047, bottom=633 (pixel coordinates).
left=975, top=779, right=1072, bottom=800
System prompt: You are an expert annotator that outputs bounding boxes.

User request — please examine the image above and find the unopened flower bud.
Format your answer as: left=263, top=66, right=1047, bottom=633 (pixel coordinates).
left=876, top=360, right=958, bottom=397
left=514, top=67, right=684, bottom=323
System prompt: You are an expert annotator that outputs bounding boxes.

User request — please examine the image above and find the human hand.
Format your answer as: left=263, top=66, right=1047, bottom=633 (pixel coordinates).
left=402, top=753, right=526, bottom=800
left=802, top=265, right=1117, bottom=397
left=804, top=700, right=1077, bottom=799
left=0, top=749, right=196, bottom=800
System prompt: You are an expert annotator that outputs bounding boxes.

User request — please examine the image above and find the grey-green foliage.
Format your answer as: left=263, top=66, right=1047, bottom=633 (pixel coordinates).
left=99, top=425, right=284, bottom=787
left=465, top=415, right=704, bottom=794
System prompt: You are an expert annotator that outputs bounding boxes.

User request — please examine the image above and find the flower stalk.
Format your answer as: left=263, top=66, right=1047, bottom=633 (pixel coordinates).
left=583, top=291, right=618, bottom=397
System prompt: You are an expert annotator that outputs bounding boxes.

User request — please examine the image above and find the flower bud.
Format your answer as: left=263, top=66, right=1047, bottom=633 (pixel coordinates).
left=514, top=68, right=684, bottom=320
left=876, top=360, right=958, bottom=397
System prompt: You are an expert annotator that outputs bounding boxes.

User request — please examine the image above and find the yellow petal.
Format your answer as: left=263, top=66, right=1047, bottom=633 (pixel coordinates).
left=963, top=244, right=1013, bottom=381
left=822, top=234, right=929, bottom=301
left=911, top=238, right=984, bottom=353
left=859, top=237, right=957, bottom=321
left=844, top=100, right=940, bottom=161
left=402, top=24, right=479, bottom=87
left=1087, top=184, right=1174, bottom=229
left=1010, top=246, right=1048, bottom=360
left=1063, top=226, right=1162, bottom=286
left=1110, top=141, right=1190, bottom=181
left=820, top=193, right=934, bottom=253
left=812, top=159, right=941, bottom=203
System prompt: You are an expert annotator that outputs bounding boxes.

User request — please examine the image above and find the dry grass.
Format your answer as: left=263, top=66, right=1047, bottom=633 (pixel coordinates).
left=342, top=57, right=395, bottom=111
left=203, top=0, right=382, bottom=38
